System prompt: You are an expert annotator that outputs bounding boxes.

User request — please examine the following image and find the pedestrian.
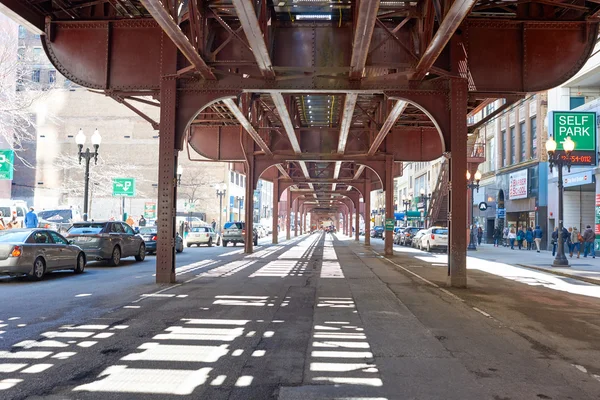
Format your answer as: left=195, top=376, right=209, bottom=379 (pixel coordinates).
left=493, top=226, right=503, bottom=247
left=6, top=213, right=17, bottom=229
left=24, top=207, right=38, bottom=228
left=551, top=227, right=558, bottom=256
left=211, top=219, right=216, bottom=230
left=533, top=225, right=543, bottom=252
left=516, top=227, right=524, bottom=250
left=139, top=215, right=147, bottom=227
left=503, top=226, right=509, bottom=247
left=570, top=227, right=581, bottom=258
left=562, top=226, right=571, bottom=257
left=525, top=227, right=533, bottom=250
left=508, top=227, right=516, bottom=250
left=583, top=225, right=595, bottom=259
left=184, top=222, right=190, bottom=239
left=567, top=227, right=573, bottom=254
left=126, top=215, right=135, bottom=227
left=477, top=226, right=483, bottom=245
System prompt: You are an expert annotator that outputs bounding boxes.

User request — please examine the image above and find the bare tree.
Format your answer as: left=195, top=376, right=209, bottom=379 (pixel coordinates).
left=178, top=170, right=221, bottom=214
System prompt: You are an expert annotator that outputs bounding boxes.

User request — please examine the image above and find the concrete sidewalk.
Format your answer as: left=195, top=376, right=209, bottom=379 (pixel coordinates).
left=468, top=243, right=600, bottom=285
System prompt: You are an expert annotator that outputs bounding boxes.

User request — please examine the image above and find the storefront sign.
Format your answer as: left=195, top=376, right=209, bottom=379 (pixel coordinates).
left=143, top=202, right=156, bottom=219
left=509, top=170, right=528, bottom=199
left=595, top=195, right=600, bottom=250
left=551, top=111, right=597, bottom=166
left=496, top=208, right=506, bottom=218
left=563, top=170, right=594, bottom=187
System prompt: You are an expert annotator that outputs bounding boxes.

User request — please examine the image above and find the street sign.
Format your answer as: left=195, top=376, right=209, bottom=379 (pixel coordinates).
left=551, top=111, right=597, bottom=166
left=385, top=218, right=395, bottom=231
left=112, top=178, right=136, bottom=197
left=478, top=202, right=488, bottom=211
left=0, top=150, right=14, bottom=180
left=496, top=208, right=505, bottom=218
left=144, top=202, right=156, bottom=219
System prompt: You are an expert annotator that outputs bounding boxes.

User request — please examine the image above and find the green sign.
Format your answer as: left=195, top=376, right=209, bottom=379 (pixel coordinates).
left=385, top=218, right=395, bottom=231
left=144, top=202, right=156, bottom=219
left=0, top=150, right=14, bottom=180
left=113, top=178, right=136, bottom=197
left=551, top=111, right=597, bottom=166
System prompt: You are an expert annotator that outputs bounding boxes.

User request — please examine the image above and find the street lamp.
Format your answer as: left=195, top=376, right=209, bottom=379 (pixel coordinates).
left=466, top=170, right=482, bottom=251
left=419, top=188, right=432, bottom=228
left=177, top=165, right=183, bottom=186
left=547, top=136, right=575, bottom=267
left=215, top=183, right=226, bottom=233
left=75, top=128, right=101, bottom=221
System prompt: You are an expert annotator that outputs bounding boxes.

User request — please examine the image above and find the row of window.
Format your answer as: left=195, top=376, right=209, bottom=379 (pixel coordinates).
left=230, top=171, right=246, bottom=188
left=501, top=117, right=537, bottom=167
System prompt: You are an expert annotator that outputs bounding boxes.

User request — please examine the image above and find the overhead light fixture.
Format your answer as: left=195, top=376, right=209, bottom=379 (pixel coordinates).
left=296, top=14, right=332, bottom=20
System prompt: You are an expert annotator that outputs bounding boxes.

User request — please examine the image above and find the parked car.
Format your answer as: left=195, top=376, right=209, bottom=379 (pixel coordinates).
left=66, top=221, right=146, bottom=266
left=186, top=226, right=220, bottom=247
left=419, top=227, right=449, bottom=252
left=398, top=227, right=423, bottom=246
left=0, top=229, right=86, bottom=280
left=254, top=225, right=267, bottom=238
left=37, top=208, right=82, bottom=233
left=222, top=222, right=258, bottom=247
left=371, top=226, right=384, bottom=238
left=411, top=229, right=428, bottom=249
left=138, top=227, right=183, bottom=254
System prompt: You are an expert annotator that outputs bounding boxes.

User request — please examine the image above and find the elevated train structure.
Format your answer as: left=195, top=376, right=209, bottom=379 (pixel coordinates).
left=1, top=0, right=598, bottom=286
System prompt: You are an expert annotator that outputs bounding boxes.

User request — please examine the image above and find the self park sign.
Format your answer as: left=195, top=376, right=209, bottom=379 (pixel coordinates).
left=551, top=111, right=597, bottom=166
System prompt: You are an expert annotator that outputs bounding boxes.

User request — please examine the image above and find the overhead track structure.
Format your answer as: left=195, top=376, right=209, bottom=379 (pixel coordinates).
left=6, top=0, right=599, bottom=287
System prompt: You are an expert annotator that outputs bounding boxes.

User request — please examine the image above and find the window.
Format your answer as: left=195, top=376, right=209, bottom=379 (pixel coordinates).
left=570, top=96, right=585, bottom=110
left=122, top=223, right=135, bottom=234
left=235, top=173, right=239, bottom=186
left=33, top=231, right=52, bottom=244
left=18, top=26, right=26, bottom=38
left=242, top=176, right=246, bottom=188
left=531, top=117, right=537, bottom=158
left=111, top=223, right=124, bottom=233
left=501, top=130, right=507, bottom=167
left=17, top=47, right=24, bottom=60
left=409, top=176, right=413, bottom=189
left=230, top=171, right=234, bottom=183
left=49, top=231, right=68, bottom=245
left=510, top=126, right=516, bottom=164
left=48, top=70, right=56, bottom=84
left=32, top=70, right=40, bottom=82
left=33, top=47, right=42, bottom=62
left=519, top=122, right=526, bottom=162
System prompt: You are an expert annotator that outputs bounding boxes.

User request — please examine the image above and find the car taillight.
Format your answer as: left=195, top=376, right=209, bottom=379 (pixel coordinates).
left=241, top=229, right=246, bottom=235
left=10, top=246, right=21, bottom=257
left=431, top=234, right=435, bottom=240
left=205, top=233, right=209, bottom=237
left=405, top=233, right=410, bottom=236
left=152, top=235, right=157, bottom=241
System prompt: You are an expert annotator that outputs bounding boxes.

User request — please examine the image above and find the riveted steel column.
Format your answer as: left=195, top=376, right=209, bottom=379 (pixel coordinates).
left=365, top=175, right=371, bottom=246
left=294, top=200, right=299, bottom=237
left=384, top=155, right=394, bottom=255
left=156, top=34, right=177, bottom=284
left=244, top=159, right=255, bottom=254
left=448, top=79, right=469, bottom=288
left=355, top=203, right=360, bottom=241
left=272, top=178, right=279, bottom=244
left=286, top=188, right=291, bottom=240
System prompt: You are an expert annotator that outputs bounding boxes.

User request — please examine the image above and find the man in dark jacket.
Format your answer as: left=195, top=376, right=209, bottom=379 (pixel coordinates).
left=583, top=225, right=595, bottom=258
left=533, top=225, right=543, bottom=252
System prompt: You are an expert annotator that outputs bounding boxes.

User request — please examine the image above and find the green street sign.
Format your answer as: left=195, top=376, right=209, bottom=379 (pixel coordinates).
left=0, top=150, right=14, bottom=180
left=551, top=111, right=597, bottom=166
left=144, top=202, right=156, bottom=219
left=113, top=178, right=136, bottom=197
left=385, top=218, right=395, bottom=231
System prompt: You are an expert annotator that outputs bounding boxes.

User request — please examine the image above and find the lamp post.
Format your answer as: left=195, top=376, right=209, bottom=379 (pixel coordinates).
left=263, top=205, right=268, bottom=218
left=467, top=170, right=482, bottom=251
left=177, top=165, right=183, bottom=186
left=216, top=183, right=226, bottom=233
left=547, top=136, right=575, bottom=267
left=419, top=188, right=432, bottom=228
left=75, top=128, right=101, bottom=221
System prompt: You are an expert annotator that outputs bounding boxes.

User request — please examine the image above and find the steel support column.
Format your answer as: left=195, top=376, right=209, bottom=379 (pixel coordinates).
left=286, top=188, right=291, bottom=240
left=294, top=200, right=299, bottom=237
left=355, top=205, right=360, bottom=241
left=155, top=36, right=177, bottom=284
left=272, top=178, right=279, bottom=244
left=448, top=79, right=469, bottom=288
left=384, top=156, right=394, bottom=255
left=244, top=158, right=255, bottom=254
left=365, top=175, right=371, bottom=246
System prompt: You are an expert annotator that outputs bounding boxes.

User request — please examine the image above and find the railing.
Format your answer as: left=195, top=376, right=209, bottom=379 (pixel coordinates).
left=426, top=157, right=449, bottom=227
left=467, top=142, right=485, bottom=163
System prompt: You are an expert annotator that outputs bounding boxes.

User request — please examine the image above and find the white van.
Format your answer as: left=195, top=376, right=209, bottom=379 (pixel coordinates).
left=37, top=208, right=83, bottom=233
left=0, top=200, right=28, bottom=228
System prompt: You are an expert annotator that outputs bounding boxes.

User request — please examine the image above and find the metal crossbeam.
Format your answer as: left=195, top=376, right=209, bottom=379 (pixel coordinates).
left=368, top=100, right=407, bottom=155
left=231, top=0, right=275, bottom=78
left=350, top=0, right=381, bottom=79
left=139, top=0, right=216, bottom=80
left=222, top=98, right=273, bottom=156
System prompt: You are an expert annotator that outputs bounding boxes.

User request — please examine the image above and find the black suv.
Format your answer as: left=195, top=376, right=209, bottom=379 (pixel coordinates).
left=222, top=222, right=258, bottom=247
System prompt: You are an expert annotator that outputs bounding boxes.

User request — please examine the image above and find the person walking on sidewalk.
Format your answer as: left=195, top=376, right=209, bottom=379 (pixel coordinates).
left=570, top=227, right=581, bottom=258
left=477, top=226, right=483, bottom=246
left=533, top=225, right=543, bottom=252
left=516, top=227, right=525, bottom=250
left=551, top=227, right=558, bottom=256
left=508, top=227, right=516, bottom=250
left=503, top=227, right=509, bottom=247
left=493, top=226, right=503, bottom=247
left=583, top=225, right=596, bottom=258
left=525, top=227, right=534, bottom=250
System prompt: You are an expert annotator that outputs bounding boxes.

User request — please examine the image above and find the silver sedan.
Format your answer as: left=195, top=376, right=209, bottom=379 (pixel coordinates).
left=0, top=229, right=86, bottom=280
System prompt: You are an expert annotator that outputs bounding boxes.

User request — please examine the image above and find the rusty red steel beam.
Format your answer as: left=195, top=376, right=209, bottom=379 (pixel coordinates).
left=222, top=98, right=273, bottom=156
left=367, top=100, right=408, bottom=156
left=231, top=0, right=275, bottom=79
left=139, top=0, right=216, bottom=80
left=412, top=0, right=478, bottom=81
left=350, top=0, right=381, bottom=80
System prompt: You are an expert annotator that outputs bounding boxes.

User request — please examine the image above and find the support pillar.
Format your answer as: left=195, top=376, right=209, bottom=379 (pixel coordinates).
left=384, top=156, right=394, bottom=255
left=286, top=188, right=291, bottom=240
left=294, top=200, right=299, bottom=237
left=448, top=79, right=468, bottom=288
left=365, top=175, right=371, bottom=246
left=244, top=158, right=255, bottom=254
left=156, top=37, right=177, bottom=284
left=272, top=178, right=279, bottom=244
left=355, top=204, right=360, bottom=241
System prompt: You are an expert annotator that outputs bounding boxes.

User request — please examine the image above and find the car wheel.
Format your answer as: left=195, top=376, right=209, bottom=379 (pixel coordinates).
left=427, top=242, right=431, bottom=252
left=222, top=240, right=228, bottom=247
left=187, top=243, right=191, bottom=248
left=176, top=246, right=183, bottom=253
left=135, top=244, right=146, bottom=261
left=233, top=242, right=236, bottom=247
left=208, top=238, right=213, bottom=247
left=29, top=257, right=45, bottom=281
left=74, top=253, right=85, bottom=274
left=217, top=237, right=221, bottom=246
left=109, top=246, right=121, bottom=266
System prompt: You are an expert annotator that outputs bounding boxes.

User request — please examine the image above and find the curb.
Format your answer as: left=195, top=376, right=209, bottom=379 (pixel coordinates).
left=516, top=264, right=600, bottom=286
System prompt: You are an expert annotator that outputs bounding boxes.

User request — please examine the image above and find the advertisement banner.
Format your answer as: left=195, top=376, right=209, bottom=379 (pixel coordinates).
left=595, top=195, right=600, bottom=251
left=509, top=170, right=528, bottom=200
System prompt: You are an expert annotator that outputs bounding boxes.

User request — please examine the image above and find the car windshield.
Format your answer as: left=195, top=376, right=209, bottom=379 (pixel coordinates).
left=191, top=227, right=206, bottom=232
left=68, top=223, right=105, bottom=235
left=38, top=209, right=72, bottom=223
left=0, top=207, right=10, bottom=218
left=432, top=228, right=448, bottom=235
left=0, top=231, right=30, bottom=242
left=139, top=227, right=155, bottom=234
